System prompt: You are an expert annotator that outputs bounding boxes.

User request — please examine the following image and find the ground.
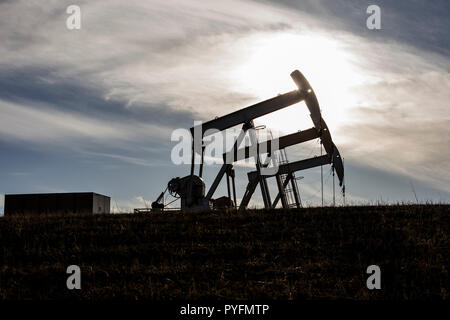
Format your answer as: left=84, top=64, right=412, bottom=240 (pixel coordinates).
left=0, top=205, right=448, bottom=300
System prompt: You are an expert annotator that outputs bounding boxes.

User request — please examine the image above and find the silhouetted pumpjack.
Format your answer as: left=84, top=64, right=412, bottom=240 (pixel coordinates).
left=150, top=70, right=344, bottom=212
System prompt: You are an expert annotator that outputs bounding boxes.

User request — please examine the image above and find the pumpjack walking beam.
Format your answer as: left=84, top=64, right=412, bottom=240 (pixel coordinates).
left=190, top=90, right=307, bottom=137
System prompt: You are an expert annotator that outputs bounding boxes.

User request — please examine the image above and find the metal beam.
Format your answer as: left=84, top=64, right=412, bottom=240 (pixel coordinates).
left=247, top=121, right=271, bottom=208
left=205, top=124, right=248, bottom=201
left=238, top=178, right=259, bottom=211
left=248, top=155, right=330, bottom=181
left=332, top=144, right=345, bottom=186
left=231, top=168, right=237, bottom=209
left=190, top=90, right=306, bottom=137
left=223, top=127, right=319, bottom=163
left=291, top=70, right=344, bottom=186
left=205, top=163, right=230, bottom=201
left=275, top=174, right=289, bottom=209
left=272, top=174, right=292, bottom=208
left=290, top=176, right=301, bottom=208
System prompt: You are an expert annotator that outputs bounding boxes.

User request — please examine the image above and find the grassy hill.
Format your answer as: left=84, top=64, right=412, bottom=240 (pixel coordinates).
left=0, top=205, right=448, bottom=300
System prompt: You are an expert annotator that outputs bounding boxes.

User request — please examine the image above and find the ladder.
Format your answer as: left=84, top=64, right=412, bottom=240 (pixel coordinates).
left=258, top=128, right=302, bottom=209
left=276, top=148, right=302, bottom=208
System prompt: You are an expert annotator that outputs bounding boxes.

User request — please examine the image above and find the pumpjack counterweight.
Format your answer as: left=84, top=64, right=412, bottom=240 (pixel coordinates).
left=148, top=70, right=345, bottom=212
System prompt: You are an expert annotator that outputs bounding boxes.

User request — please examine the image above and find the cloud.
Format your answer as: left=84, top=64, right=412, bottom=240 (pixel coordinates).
left=258, top=0, right=450, bottom=57
left=0, top=0, right=297, bottom=115
left=239, top=25, right=450, bottom=197
left=0, top=0, right=303, bottom=151
left=336, top=50, right=450, bottom=193
left=0, top=98, right=170, bottom=145
left=80, top=150, right=170, bottom=167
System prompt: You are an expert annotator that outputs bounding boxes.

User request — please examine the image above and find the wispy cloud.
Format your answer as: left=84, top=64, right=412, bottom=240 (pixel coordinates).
left=80, top=150, right=169, bottom=167
left=334, top=42, right=450, bottom=193
left=0, top=99, right=171, bottom=146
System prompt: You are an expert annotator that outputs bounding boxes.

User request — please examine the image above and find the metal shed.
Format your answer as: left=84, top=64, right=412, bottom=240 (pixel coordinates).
left=3, top=192, right=110, bottom=216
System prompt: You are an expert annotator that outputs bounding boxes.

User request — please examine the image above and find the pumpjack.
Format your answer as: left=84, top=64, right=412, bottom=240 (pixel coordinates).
left=146, top=70, right=344, bottom=212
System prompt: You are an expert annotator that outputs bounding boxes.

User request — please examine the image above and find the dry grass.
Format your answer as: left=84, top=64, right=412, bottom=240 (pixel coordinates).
left=0, top=205, right=449, bottom=300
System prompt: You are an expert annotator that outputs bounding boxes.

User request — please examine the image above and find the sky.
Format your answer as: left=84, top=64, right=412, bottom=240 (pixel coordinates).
left=0, top=0, right=449, bottom=214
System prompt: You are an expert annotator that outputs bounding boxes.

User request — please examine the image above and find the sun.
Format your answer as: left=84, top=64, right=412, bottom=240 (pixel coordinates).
left=228, top=31, right=364, bottom=137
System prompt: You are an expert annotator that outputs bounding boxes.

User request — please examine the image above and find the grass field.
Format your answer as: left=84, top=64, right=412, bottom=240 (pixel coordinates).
left=0, top=205, right=449, bottom=300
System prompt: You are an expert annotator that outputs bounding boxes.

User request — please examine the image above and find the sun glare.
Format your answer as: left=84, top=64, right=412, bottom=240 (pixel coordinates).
left=229, top=31, right=364, bottom=136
